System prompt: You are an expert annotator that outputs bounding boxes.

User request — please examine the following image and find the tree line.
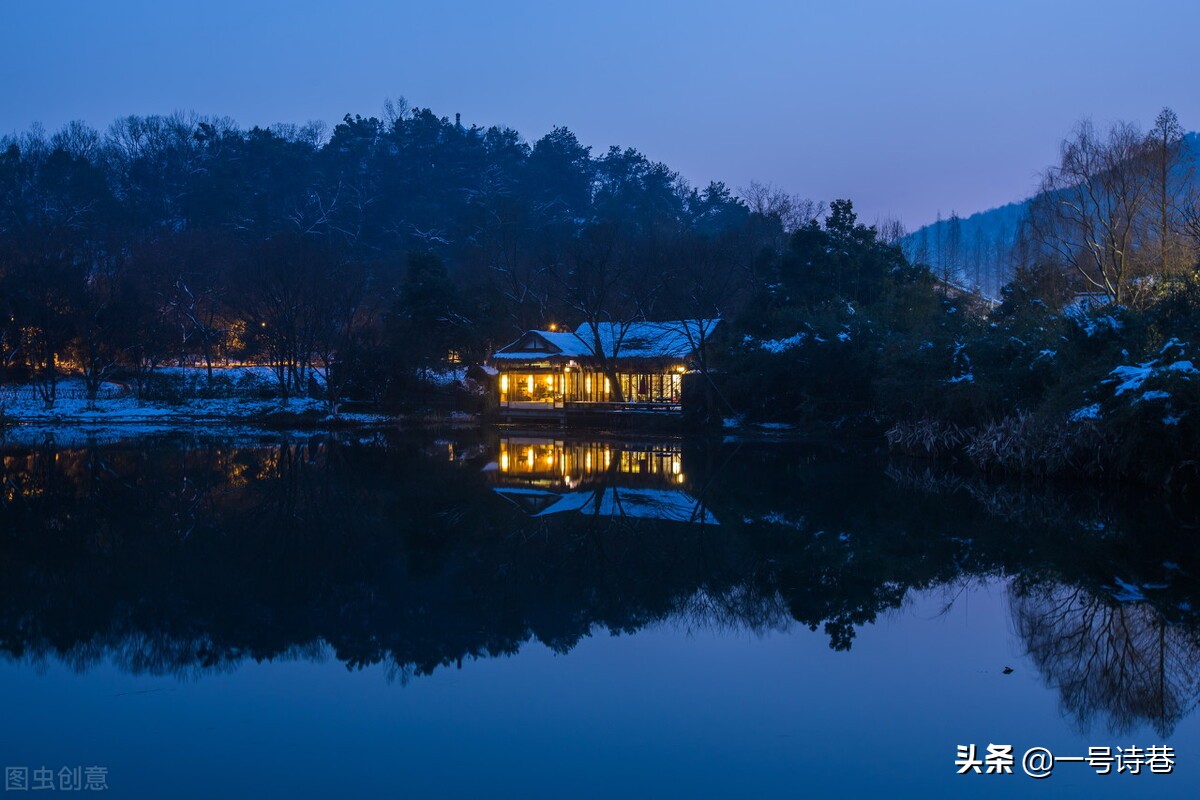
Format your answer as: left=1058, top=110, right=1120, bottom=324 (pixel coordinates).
left=4, top=98, right=1199, bottom=486
left=0, top=101, right=806, bottom=408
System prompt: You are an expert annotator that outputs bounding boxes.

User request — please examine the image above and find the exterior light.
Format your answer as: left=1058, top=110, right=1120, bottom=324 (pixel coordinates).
left=548, top=323, right=558, bottom=331
left=500, top=374, right=508, bottom=392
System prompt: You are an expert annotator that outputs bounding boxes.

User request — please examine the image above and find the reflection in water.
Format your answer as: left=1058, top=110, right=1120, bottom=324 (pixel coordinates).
left=1011, top=578, right=1200, bottom=737
left=1, top=432, right=1199, bottom=736
left=487, top=437, right=717, bottom=524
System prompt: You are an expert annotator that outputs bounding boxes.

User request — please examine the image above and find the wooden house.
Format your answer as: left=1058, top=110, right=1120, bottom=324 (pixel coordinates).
left=488, top=320, right=719, bottom=420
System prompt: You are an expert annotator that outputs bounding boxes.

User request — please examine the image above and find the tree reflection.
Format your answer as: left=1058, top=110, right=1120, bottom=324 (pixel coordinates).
left=1011, top=578, right=1200, bottom=737
left=0, top=432, right=1199, bottom=739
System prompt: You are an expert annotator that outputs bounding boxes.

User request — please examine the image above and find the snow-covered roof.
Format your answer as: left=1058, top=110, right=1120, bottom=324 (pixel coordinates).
left=491, top=319, right=720, bottom=362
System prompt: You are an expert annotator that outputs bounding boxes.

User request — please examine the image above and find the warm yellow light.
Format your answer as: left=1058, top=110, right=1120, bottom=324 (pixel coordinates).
left=545, top=375, right=554, bottom=388
left=548, top=323, right=558, bottom=331
left=604, top=448, right=611, bottom=468
left=604, top=377, right=611, bottom=394
left=676, top=473, right=685, bottom=484
left=526, top=375, right=534, bottom=394
left=585, top=452, right=592, bottom=470
left=672, top=459, right=681, bottom=475
left=500, top=452, right=509, bottom=472
left=526, top=448, right=535, bottom=468
left=500, top=374, right=509, bottom=392
left=545, top=453, right=554, bottom=466
left=585, top=376, right=592, bottom=393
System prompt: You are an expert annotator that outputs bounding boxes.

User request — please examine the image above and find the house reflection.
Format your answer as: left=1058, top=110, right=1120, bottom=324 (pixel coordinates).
left=485, top=437, right=718, bottom=524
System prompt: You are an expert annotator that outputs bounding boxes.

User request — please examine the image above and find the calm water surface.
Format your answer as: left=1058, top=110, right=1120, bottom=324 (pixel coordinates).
left=0, top=429, right=1197, bottom=798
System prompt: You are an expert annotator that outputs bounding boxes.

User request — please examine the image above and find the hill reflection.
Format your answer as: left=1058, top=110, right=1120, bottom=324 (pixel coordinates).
left=1, top=431, right=1198, bottom=735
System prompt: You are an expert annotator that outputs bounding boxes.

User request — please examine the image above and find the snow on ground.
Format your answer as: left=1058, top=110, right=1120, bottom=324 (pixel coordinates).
left=153, top=364, right=330, bottom=389
left=0, top=376, right=391, bottom=443
left=2, top=378, right=318, bottom=420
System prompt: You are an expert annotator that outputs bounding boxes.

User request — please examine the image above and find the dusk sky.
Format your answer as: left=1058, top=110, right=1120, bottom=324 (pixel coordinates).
left=5, top=0, right=1198, bottom=229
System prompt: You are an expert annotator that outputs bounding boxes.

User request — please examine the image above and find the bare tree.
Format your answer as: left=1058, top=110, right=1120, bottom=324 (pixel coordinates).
left=875, top=216, right=907, bottom=247
left=1029, top=120, right=1153, bottom=305
left=739, top=181, right=824, bottom=234
left=558, top=223, right=662, bottom=402
left=308, top=259, right=374, bottom=414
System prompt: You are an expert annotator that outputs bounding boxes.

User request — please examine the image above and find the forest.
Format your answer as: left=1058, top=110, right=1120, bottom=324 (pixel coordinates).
left=1, top=101, right=1198, bottom=489
left=0, top=101, right=785, bottom=410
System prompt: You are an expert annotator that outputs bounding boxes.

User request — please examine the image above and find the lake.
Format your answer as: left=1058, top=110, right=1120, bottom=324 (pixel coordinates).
left=0, top=428, right=1197, bottom=797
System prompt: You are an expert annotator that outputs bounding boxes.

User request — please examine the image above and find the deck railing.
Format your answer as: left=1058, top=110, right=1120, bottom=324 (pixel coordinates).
left=500, top=399, right=681, bottom=414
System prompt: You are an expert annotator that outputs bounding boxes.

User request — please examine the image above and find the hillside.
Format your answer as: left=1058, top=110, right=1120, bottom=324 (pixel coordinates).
left=901, top=131, right=1200, bottom=299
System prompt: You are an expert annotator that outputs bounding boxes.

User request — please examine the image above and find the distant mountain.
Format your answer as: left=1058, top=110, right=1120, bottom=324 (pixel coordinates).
left=901, top=132, right=1200, bottom=299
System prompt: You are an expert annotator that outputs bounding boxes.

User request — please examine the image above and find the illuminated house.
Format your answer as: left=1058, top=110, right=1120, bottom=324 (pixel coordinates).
left=489, top=320, right=719, bottom=419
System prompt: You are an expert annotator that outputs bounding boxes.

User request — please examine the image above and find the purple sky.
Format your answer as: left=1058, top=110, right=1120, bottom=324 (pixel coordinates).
left=5, top=0, right=1198, bottom=229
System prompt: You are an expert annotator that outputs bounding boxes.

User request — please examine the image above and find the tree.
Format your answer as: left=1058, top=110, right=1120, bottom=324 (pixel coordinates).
left=7, top=255, right=82, bottom=406
left=776, top=199, right=911, bottom=310
left=239, top=234, right=345, bottom=402
left=389, top=250, right=468, bottom=382
left=658, top=228, right=748, bottom=422
left=1029, top=120, right=1153, bottom=305
left=944, top=211, right=962, bottom=287
left=305, top=258, right=373, bottom=413
left=557, top=222, right=664, bottom=402
left=1146, top=107, right=1193, bottom=278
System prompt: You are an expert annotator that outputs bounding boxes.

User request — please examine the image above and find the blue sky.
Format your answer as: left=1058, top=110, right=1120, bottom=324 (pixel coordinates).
left=4, top=0, right=1198, bottom=228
